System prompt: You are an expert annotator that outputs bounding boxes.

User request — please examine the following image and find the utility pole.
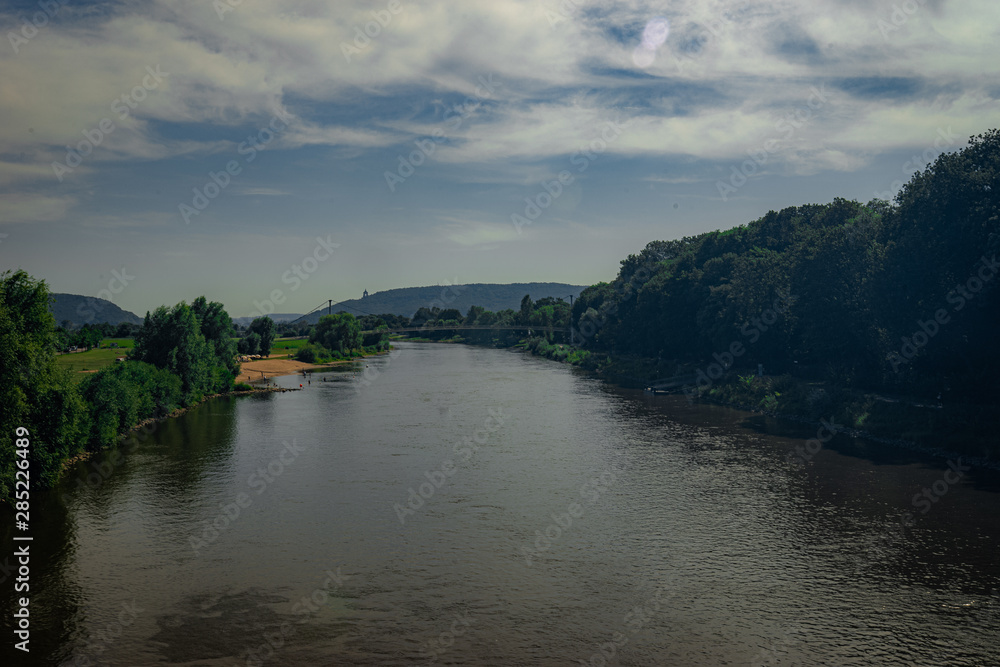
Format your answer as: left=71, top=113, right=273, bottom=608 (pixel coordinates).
left=328, top=299, right=332, bottom=316
left=568, top=294, right=574, bottom=345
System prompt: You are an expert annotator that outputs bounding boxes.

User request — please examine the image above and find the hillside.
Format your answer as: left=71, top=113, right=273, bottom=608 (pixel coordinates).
left=299, top=283, right=587, bottom=323
left=232, top=313, right=304, bottom=326
left=49, top=293, right=143, bottom=328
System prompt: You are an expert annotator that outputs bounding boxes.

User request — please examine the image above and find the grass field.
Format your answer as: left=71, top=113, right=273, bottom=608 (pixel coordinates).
left=270, top=337, right=307, bottom=357
left=54, top=347, right=129, bottom=378
left=55, top=337, right=306, bottom=379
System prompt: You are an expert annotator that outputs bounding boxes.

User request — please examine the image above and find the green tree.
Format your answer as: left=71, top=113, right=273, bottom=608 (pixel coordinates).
left=0, top=270, right=90, bottom=498
left=246, top=316, right=276, bottom=356
left=131, top=303, right=215, bottom=402
left=79, top=361, right=182, bottom=450
left=238, top=332, right=261, bottom=355
left=192, top=296, right=239, bottom=384
left=519, top=294, right=533, bottom=324
left=310, top=313, right=363, bottom=355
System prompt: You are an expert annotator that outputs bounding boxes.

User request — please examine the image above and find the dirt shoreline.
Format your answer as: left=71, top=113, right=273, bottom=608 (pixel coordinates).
left=235, top=355, right=358, bottom=384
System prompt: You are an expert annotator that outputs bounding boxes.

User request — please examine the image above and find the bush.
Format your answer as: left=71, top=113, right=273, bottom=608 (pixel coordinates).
left=295, top=342, right=330, bottom=363
left=238, top=332, right=261, bottom=355
left=232, top=382, right=253, bottom=392
left=79, top=361, right=183, bottom=450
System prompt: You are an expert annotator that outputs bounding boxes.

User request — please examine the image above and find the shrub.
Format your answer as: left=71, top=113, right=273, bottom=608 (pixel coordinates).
left=295, top=342, right=330, bottom=363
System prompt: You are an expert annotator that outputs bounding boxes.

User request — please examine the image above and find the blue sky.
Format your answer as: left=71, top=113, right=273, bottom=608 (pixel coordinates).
left=1, top=0, right=997, bottom=317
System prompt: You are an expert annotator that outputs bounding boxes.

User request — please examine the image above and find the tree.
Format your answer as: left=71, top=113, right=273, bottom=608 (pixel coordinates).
left=310, top=313, right=362, bottom=356
left=246, top=316, right=276, bottom=356
left=465, top=305, right=485, bottom=325
left=79, top=361, right=181, bottom=450
left=438, top=308, right=463, bottom=323
left=0, top=270, right=90, bottom=498
left=192, top=296, right=239, bottom=383
left=131, top=302, right=218, bottom=402
left=238, top=332, right=261, bottom=355
left=519, top=294, right=533, bottom=324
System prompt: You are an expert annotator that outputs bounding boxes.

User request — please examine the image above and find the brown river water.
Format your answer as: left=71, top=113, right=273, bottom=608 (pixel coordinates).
left=2, top=341, right=999, bottom=665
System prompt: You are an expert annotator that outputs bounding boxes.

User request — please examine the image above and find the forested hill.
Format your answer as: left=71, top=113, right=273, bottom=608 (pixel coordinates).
left=568, top=129, right=999, bottom=401
left=49, top=293, right=143, bottom=327
left=302, top=283, right=587, bottom=322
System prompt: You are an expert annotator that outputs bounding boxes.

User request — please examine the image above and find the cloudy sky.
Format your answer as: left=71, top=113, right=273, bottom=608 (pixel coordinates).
left=1, top=0, right=997, bottom=318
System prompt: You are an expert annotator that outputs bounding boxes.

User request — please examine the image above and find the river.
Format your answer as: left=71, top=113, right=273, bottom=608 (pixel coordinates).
left=3, top=341, right=999, bottom=665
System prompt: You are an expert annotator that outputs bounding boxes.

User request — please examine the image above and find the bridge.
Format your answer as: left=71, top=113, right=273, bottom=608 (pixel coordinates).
left=360, top=325, right=566, bottom=335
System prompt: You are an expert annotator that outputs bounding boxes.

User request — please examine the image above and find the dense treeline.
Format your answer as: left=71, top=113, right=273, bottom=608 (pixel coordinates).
left=294, top=312, right=390, bottom=362
left=447, top=130, right=999, bottom=402
left=0, top=276, right=249, bottom=500
left=569, top=130, right=999, bottom=400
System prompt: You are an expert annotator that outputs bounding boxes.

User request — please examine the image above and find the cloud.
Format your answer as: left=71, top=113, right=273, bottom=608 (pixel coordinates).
left=1, top=0, right=998, bottom=208
left=435, top=215, right=520, bottom=246
left=0, top=194, right=76, bottom=224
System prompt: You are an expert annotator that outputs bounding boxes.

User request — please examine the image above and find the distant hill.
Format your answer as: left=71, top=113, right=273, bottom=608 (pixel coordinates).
left=233, top=313, right=303, bottom=326
left=49, top=293, right=143, bottom=328
left=298, top=283, right=588, bottom=323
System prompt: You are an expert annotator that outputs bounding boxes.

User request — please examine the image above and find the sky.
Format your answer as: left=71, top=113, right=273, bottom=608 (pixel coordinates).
left=1, top=0, right=998, bottom=318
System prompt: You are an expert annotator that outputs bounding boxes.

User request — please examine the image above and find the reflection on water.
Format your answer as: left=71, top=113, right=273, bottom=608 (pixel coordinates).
left=2, top=341, right=999, bottom=665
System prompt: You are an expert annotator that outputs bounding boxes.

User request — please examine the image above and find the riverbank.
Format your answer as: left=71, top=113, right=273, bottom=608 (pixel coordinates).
left=236, top=347, right=395, bottom=383
left=489, top=336, right=1000, bottom=466
left=53, top=349, right=394, bottom=488
left=56, top=384, right=302, bottom=477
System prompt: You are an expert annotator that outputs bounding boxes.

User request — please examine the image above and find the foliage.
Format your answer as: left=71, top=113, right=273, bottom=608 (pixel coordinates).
left=0, top=271, right=91, bottom=497
left=238, top=332, right=261, bottom=355
left=310, top=313, right=362, bottom=355
left=130, top=297, right=239, bottom=402
left=79, top=361, right=182, bottom=450
left=245, top=316, right=276, bottom=356
left=294, top=342, right=330, bottom=363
